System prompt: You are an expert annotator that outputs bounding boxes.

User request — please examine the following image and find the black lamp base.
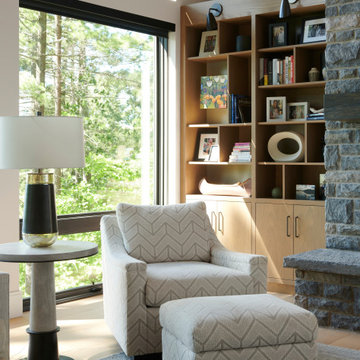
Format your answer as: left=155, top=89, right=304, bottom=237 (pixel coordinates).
left=22, top=172, right=58, bottom=247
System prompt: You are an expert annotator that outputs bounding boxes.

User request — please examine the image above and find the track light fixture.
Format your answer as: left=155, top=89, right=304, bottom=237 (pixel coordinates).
left=279, top=0, right=297, bottom=19
left=206, top=3, right=223, bottom=31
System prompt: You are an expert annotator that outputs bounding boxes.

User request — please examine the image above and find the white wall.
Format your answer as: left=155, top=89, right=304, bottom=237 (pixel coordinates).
left=0, top=0, right=23, bottom=318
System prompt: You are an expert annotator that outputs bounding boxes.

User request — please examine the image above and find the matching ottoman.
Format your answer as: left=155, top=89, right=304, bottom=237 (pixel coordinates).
left=160, top=294, right=318, bottom=360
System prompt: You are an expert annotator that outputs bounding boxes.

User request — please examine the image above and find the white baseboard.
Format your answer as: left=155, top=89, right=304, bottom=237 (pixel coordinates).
left=9, top=290, right=22, bottom=318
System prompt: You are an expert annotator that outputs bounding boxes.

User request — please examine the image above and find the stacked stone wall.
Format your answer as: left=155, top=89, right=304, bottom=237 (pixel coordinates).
left=295, top=269, right=360, bottom=330
left=325, top=0, right=360, bottom=250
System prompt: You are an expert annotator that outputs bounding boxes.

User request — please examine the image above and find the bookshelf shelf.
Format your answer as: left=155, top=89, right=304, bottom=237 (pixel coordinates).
left=258, top=81, right=325, bottom=89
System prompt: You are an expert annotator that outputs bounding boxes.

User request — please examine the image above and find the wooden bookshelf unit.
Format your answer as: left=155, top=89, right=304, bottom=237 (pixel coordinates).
left=181, top=0, right=326, bottom=288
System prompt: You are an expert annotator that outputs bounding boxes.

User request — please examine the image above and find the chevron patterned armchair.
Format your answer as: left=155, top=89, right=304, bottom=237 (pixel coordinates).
left=101, top=201, right=267, bottom=357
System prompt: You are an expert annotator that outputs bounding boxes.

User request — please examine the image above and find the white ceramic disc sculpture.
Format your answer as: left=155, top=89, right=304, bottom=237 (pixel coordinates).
left=267, top=131, right=304, bottom=162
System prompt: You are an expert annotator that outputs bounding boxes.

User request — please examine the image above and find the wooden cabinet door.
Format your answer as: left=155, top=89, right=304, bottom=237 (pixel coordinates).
left=217, top=201, right=252, bottom=253
left=294, top=205, right=325, bottom=254
left=255, top=203, right=294, bottom=281
left=203, top=200, right=218, bottom=234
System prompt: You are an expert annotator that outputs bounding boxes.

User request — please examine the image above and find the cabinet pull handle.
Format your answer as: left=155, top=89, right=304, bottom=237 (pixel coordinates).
left=218, top=211, right=224, bottom=235
left=286, top=216, right=291, bottom=237
left=295, top=216, right=300, bottom=238
left=211, top=211, right=217, bottom=233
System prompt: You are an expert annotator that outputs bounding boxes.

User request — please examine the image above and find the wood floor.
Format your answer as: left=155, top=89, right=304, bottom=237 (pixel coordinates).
left=9, top=294, right=360, bottom=360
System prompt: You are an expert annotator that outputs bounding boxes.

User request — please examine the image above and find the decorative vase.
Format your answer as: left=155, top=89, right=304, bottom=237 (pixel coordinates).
left=308, top=67, right=320, bottom=82
left=322, top=67, right=327, bottom=81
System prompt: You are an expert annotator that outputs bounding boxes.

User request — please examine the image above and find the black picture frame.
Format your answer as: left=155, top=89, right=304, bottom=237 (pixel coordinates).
left=268, top=22, right=288, bottom=47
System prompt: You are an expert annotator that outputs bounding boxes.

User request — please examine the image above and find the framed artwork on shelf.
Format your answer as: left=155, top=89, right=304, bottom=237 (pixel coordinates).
left=208, top=145, right=220, bottom=162
left=200, top=75, right=228, bottom=109
left=287, top=102, right=309, bottom=121
left=266, top=96, right=286, bottom=122
left=269, top=22, right=288, bottom=47
left=199, top=30, right=219, bottom=57
left=302, top=18, right=326, bottom=43
left=197, top=133, right=219, bottom=160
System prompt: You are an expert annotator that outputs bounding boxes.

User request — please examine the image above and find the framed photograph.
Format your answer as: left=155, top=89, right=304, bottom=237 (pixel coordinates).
left=287, top=102, right=309, bottom=121
left=266, top=96, right=286, bottom=122
left=197, top=133, right=219, bottom=160
left=302, top=18, right=326, bottom=43
left=199, top=30, right=219, bottom=57
left=208, top=145, right=219, bottom=162
left=296, top=184, right=316, bottom=200
left=269, top=22, right=288, bottom=47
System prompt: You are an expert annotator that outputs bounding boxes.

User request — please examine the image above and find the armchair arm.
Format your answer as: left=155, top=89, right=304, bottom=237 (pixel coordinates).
left=211, top=245, right=268, bottom=294
left=101, top=215, right=147, bottom=355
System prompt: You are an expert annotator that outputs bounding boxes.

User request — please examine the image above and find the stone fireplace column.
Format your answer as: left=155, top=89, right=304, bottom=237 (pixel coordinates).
left=283, top=1, right=360, bottom=331
left=324, top=0, right=360, bottom=250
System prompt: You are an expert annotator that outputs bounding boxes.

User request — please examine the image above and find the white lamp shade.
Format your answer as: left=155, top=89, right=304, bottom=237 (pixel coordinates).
left=0, top=116, right=85, bottom=169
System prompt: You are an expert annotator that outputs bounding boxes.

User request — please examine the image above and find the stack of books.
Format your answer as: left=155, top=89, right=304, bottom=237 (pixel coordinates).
left=307, top=107, right=324, bottom=120
left=259, top=56, right=294, bottom=86
left=229, top=142, right=251, bottom=163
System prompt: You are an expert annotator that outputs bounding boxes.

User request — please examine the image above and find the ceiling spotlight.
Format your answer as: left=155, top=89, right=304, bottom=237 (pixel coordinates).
left=207, top=3, right=223, bottom=31
left=279, top=0, right=298, bottom=18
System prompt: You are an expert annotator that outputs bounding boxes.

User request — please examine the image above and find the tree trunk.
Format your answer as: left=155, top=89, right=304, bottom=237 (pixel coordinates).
left=55, top=15, right=62, bottom=194
left=36, top=11, right=47, bottom=115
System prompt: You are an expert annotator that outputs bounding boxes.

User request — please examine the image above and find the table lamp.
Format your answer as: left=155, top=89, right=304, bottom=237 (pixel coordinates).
left=0, top=116, right=85, bottom=247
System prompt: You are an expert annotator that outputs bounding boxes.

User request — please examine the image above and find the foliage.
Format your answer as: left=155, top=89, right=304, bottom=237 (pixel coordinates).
left=19, top=8, right=155, bottom=297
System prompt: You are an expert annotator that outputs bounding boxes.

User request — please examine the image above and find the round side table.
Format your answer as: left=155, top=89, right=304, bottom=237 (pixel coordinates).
left=0, top=240, right=98, bottom=360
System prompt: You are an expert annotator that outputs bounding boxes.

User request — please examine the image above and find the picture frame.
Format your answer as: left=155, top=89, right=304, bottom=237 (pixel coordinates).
left=302, top=18, right=326, bottom=43
left=197, top=133, right=219, bottom=160
left=208, top=145, right=220, bottom=162
left=269, top=22, right=288, bottom=47
left=199, top=30, right=219, bottom=57
left=287, top=102, right=309, bottom=121
left=266, top=96, right=286, bottom=122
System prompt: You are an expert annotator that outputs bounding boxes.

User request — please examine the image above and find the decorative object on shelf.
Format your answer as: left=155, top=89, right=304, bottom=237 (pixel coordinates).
left=287, top=102, right=309, bottom=121
left=229, top=142, right=251, bottom=163
left=229, top=94, right=251, bottom=123
left=200, top=75, right=228, bottom=109
left=319, top=174, right=326, bottom=200
left=197, top=132, right=219, bottom=160
left=269, top=22, right=288, bottom=47
left=266, top=96, right=286, bottom=122
left=296, top=184, right=315, bottom=200
left=199, top=178, right=251, bottom=197
left=271, top=187, right=282, bottom=199
left=259, top=56, right=294, bottom=85
left=208, top=145, right=220, bottom=162
left=206, top=3, right=223, bottom=31
left=0, top=116, right=85, bottom=247
left=236, top=35, right=251, bottom=51
left=199, top=30, right=219, bottom=57
left=302, top=18, right=326, bottom=43
left=308, top=67, right=320, bottom=82
left=307, top=107, right=324, bottom=120
left=267, top=131, right=305, bottom=162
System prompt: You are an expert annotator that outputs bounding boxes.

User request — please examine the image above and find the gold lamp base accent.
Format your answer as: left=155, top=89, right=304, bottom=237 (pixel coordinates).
left=23, top=233, right=58, bottom=248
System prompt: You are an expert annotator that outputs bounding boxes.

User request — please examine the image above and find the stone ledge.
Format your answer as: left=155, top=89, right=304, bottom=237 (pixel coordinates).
left=283, top=249, right=360, bottom=276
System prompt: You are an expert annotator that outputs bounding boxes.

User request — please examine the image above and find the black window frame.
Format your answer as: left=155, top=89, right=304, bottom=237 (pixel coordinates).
left=19, top=0, right=174, bottom=310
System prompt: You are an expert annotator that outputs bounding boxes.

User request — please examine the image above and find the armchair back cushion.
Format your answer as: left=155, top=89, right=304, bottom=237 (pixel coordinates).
left=116, top=201, right=212, bottom=263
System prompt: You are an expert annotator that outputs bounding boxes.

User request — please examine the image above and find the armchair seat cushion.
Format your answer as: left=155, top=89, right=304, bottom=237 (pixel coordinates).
left=145, top=261, right=253, bottom=307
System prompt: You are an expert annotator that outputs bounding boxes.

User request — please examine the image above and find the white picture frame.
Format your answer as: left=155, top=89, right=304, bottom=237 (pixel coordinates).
left=287, top=102, right=309, bottom=121
left=302, top=18, right=326, bottom=43
left=199, top=30, right=219, bottom=57
left=197, top=133, right=219, bottom=160
left=266, top=96, right=286, bottom=122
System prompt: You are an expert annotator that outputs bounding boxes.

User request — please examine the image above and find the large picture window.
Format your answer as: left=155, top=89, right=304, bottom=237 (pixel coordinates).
left=18, top=1, right=173, bottom=299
